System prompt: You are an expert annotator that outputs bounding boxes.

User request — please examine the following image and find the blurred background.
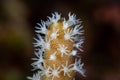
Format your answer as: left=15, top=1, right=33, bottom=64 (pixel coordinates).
left=0, top=0, right=120, bottom=80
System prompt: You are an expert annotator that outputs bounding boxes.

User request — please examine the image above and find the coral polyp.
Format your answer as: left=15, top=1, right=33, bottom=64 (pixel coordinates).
left=28, top=12, right=85, bottom=80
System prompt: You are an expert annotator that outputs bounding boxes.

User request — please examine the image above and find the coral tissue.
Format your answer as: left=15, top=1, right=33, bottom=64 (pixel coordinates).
left=28, top=12, right=85, bottom=80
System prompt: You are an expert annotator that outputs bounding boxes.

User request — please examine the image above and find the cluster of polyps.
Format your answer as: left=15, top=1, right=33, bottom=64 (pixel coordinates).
left=28, top=12, right=85, bottom=80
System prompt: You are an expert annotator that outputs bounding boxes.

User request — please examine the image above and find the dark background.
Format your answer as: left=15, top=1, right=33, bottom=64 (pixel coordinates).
left=0, top=0, right=120, bottom=80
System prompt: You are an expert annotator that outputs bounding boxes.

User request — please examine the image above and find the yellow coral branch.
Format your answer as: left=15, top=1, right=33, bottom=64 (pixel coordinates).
left=28, top=12, right=85, bottom=80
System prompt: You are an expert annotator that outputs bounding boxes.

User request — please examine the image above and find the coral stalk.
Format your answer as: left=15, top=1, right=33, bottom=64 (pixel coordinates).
left=28, top=12, right=85, bottom=80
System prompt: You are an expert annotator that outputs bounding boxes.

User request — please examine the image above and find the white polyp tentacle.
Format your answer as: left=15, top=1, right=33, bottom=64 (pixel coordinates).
left=41, top=66, right=51, bottom=77
left=68, top=12, right=80, bottom=25
left=48, top=12, right=61, bottom=25
left=35, top=21, right=48, bottom=34
left=72, top=25, right=84, bottom=35
left=57, top=44, right=70, bottom=57
left=31, top=49, right=44, bottom=71
left=74, top=38, right=84, bottom=52
left=61, top=61, right=72, bottom=77
left=50, top=64, right=61, bottom=80
left=44, top=38, right=51, bottom=50
left=27, top=71, right=41, bottom=80
left=49, top=52, right=57, bottom=60
left=70, top=50, right=77, bottom=56
left=64, top=29, right=74, bottom=42
left=50, top=29, right=59, bottom=40
left=33, top=34, right=45, bottom=48
left=69, top=59, right=85, bottom=76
